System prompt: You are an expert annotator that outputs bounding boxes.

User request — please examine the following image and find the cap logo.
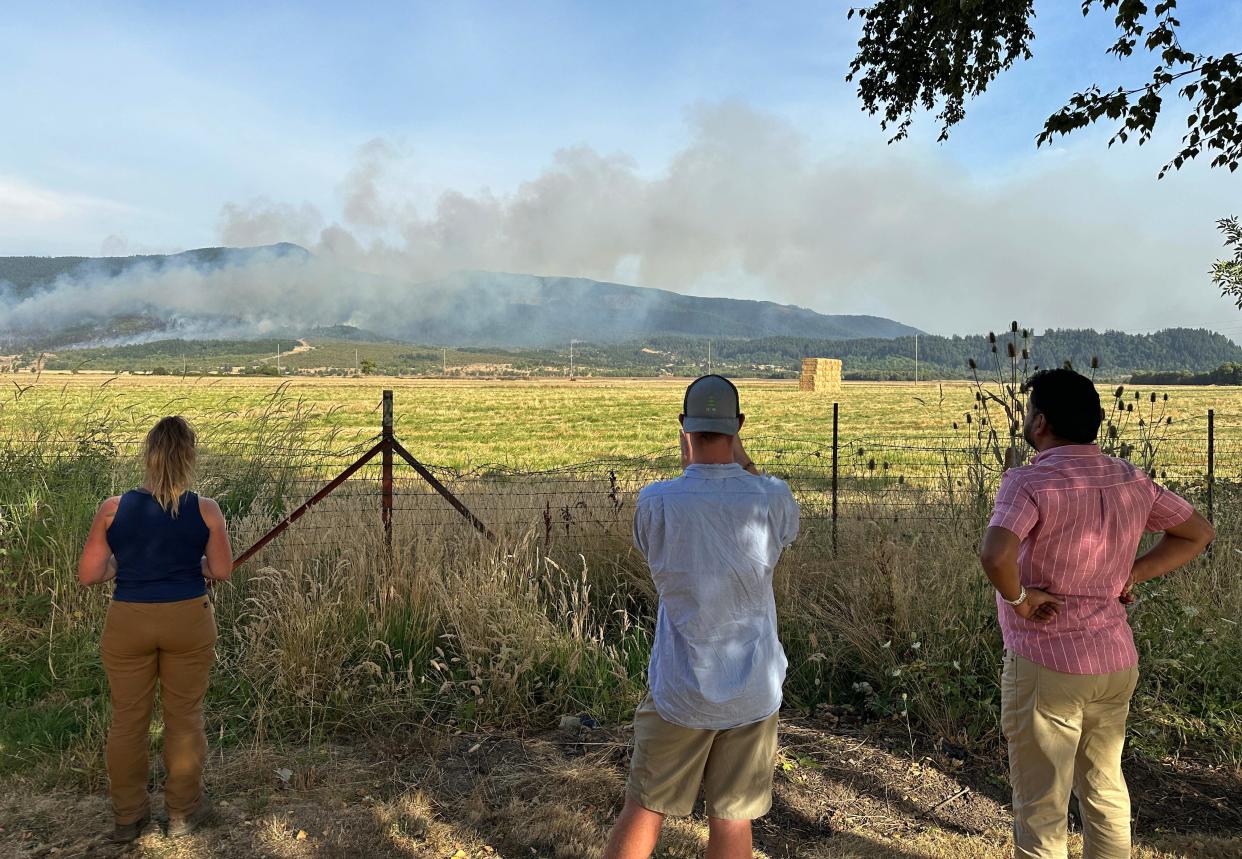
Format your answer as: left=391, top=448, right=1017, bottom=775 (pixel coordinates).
left=705, top=395, right=717, bottom=414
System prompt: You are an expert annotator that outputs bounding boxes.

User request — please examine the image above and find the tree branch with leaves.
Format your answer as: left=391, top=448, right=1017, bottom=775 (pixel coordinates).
left=848, top=0, right=1241, bottom=176
left=1215, top=216, right=1242, bottom=305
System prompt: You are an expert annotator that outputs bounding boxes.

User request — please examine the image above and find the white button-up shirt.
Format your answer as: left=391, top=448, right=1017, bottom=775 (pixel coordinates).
left=634, top=462, right=800, bottom=729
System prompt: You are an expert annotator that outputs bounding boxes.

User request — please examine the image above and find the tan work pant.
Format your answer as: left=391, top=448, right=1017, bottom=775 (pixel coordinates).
left=100, top=596, right=217, bottom=824
left=1001, top=652, right=1139, bottom=859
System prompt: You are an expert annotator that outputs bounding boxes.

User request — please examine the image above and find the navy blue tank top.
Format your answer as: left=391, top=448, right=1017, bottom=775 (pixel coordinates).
left=108, top=489, right=211, bottom=603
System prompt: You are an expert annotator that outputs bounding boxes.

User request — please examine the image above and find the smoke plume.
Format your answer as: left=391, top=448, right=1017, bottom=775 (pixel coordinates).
left=1, top=101, right=1235, bottom=344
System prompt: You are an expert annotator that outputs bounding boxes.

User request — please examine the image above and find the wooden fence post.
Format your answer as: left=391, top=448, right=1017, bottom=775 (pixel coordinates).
left=382, top=390, right=394, bottom=557
left=832, top=402, right=839, bottom=554
left=1207, top=408, right=1215, bottom=526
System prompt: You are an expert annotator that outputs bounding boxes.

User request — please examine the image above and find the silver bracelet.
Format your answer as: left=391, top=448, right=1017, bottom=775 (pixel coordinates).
left=1003, top=586, right=1028, bottom=607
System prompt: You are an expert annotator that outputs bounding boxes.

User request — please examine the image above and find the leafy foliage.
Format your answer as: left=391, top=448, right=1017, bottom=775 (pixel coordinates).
left=1214, top=216, right=1242, bottom=306
left=847, top=1, right=1035, bottom=143
left=848, top=0, right=1241, bottom=176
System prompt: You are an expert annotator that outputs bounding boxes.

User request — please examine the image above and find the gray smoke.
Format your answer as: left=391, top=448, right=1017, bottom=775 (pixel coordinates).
left=2, top=100, right=1237, bottom=343
left=218, top=102, right=1238, bottom=334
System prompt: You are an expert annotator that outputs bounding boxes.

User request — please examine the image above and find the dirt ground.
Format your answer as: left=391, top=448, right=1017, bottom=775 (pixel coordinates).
left=2, top=711, right=1239, bottom=859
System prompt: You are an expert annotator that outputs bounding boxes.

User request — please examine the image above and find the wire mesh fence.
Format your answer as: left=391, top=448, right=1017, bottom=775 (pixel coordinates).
left=1, top=400, right=1229, bottom=574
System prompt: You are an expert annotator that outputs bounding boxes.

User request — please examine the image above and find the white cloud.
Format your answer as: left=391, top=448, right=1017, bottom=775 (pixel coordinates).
left=0, top=176, right=133, bottom=225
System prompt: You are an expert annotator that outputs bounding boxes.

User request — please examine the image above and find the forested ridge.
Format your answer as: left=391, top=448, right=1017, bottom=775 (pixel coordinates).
left=19, top=327, right=1241, bottom=380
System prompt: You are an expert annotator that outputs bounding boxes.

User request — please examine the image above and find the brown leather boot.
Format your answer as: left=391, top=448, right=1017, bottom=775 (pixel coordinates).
left=166, top=795, right=214, bottom=839
left=110, top=811, right=151, bottom=843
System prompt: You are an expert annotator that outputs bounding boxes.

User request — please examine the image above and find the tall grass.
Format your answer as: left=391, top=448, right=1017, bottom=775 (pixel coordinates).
left=2, top=390, right=1238, bottom=790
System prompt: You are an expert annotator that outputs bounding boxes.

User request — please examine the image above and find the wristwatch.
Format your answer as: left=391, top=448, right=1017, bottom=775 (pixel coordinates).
left=1003, top=586, right=1028, bottom=607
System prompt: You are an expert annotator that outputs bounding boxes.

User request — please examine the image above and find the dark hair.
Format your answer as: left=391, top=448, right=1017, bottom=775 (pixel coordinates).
left=689, top=431, right=731, bottom=444
left=1023, top=369, right=1102, bottom=443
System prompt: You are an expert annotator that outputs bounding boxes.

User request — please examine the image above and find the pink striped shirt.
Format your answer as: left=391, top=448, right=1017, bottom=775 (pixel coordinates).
left=988, top=444, right=1194, bottom=675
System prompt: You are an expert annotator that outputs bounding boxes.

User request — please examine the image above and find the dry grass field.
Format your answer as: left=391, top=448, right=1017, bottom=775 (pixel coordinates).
left=1, top=373, right=1234, bottom=468
left=2, top=374, right=1240, bottom=858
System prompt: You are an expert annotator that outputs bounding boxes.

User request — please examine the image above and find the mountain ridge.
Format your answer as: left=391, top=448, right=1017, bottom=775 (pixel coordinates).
left=0, top=244, right=920, bottom=348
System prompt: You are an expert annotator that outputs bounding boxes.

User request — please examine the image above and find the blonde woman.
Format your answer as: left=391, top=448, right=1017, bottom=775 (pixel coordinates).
left=78, top=416, right=233, bottom=843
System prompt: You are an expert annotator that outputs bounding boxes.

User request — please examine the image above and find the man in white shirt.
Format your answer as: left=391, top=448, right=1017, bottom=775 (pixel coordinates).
left=603, top=375, right=800, bottom=859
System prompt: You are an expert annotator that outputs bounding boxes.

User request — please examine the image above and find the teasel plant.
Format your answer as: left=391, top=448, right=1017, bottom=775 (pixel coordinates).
left=1098, top=386, right=1174, bottom=476
left=945, top=322, right=1034, bottom=511
left=962, top=322, right=1035, bottom=473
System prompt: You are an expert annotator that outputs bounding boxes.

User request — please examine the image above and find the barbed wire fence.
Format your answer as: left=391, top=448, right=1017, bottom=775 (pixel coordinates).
left=0, top=392, right=1231, bottom=571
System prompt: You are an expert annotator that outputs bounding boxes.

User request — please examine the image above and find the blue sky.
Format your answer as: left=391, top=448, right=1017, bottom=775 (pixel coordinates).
left=2, top=1, right=1241, bottom=335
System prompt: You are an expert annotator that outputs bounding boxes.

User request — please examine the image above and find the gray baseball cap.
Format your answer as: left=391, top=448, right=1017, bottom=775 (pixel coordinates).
left=682, top=374, right=741, bottom=435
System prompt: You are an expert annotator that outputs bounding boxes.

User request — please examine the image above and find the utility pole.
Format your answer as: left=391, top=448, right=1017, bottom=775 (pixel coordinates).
left=355, top=348, right=359, bottom=377
left=442, top=347, right=447, bottom=375
left=914, top=334, right=919, bottom=383
left=707, top=340, right=712, bottom=375
left=276, top=343, right=282, bottom=375
left=569, top=339, right=584, bottom=379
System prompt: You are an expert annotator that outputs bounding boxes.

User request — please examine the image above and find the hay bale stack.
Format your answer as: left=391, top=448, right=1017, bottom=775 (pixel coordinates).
left=799, top=358, right=842, bottom=393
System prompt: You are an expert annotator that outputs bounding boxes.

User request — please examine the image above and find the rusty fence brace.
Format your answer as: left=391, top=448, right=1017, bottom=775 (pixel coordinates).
left=391, top=438, right=496, bottom=541
left=232, top=390, right=493, bottom=571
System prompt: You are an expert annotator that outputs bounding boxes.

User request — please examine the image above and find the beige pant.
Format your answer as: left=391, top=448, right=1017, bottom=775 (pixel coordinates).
left=1001, top=652, right=1139, bottom=859
left=626, top=694, right=779, bottom=820
left=100, top=597, right=217, bottom=824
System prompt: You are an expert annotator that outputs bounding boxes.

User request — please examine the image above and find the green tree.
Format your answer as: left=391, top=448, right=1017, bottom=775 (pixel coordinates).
left=1215, top=216, right=1242, bottom=305
left=359, top=358, right=378, bottom=375
left=847, top=1, right=1241, bottom=176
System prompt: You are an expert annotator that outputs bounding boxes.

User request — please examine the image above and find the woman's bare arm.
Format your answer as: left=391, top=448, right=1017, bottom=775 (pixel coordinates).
left=78, top=497, right=120, bottom=586
left=199, top=496, right=234, bottom=582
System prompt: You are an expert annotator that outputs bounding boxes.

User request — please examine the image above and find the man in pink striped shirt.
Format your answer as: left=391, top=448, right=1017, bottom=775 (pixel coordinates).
left=980, top=369, right=1214, bottom=859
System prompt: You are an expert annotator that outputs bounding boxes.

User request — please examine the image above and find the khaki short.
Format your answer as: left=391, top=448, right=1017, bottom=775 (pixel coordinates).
left=626, top=694, right=779, bottom=820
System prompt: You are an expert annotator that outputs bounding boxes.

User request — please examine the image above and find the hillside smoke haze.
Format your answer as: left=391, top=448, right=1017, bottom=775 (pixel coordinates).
left=218, top=102, right=1230, bottom=333
left=0, top=102, right=1232, bottom=344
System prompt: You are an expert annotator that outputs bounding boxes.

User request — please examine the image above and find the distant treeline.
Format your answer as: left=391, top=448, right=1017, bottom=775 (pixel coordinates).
left=632, top=328, right=1242, bottom=379
left=21, top=326, right=1242, bottom=380
left=1130, top=363, right=1242, bottom=386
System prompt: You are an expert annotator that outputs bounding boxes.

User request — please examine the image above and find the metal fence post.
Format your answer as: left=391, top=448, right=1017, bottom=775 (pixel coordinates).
left=1207, top=408, right=1215, bottom=526
left=382, top=389, right=394, bottom=557
left=832, top=402, right=839, bottom=553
